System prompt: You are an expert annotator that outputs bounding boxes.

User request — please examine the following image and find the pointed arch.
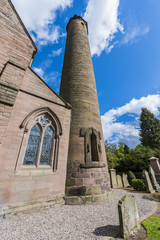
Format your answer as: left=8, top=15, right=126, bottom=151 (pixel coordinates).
left=20, top=107, right=62, bottom=136
left=15, top=107, right=62, bottom=172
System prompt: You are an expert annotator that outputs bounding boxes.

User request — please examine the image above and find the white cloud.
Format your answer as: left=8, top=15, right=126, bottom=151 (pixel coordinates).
left=101, top=94, right=160, bottom=148
left=33, top=67, right=44, bottom=77
left=44, top=72, right=60, bottom=85
left=43, top=71, right=61, bottom=93
left=121, top=24, right=150, bottom=45
left=49, top=48, right=62, bottom=57
left=83, top=0, right=123, bottom=56
left=12, top=0, right=73, bottom=46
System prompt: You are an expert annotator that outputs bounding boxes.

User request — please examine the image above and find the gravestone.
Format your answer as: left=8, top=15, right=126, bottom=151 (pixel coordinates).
left=122, top=173, right=130, bottom=187
left=143, top=170, right=155, bottom=193
left=110, top=169, right=118, bottom=188
left=149, top=166, right=160, bottom=192
left=117, top=175, right=123, bottom=188
left=149, top=157, right=160, bottom=174
left=149, top=157, right=160, bottom=183
left=118, top=194, right=140, bottom=239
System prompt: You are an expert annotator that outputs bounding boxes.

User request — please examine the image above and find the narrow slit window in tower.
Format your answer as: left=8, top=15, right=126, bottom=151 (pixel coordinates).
left=91, top=133, right=99, bottom=162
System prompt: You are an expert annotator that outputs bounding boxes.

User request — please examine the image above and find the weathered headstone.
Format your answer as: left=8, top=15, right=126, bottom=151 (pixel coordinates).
left=149, top=166, right=160, bottom=192
left=143, top=170, right=155, bottom=193
left=149, top=157, right=160, bottom=174
left=122, top=173, right=130, bottom=188
left=149, top=157, right=160, bottom=183
left=117, top=175, right=123, bottom=188
left=118, top=194, right=140, bottom=239
left=110, top=169, right=118, bottom=188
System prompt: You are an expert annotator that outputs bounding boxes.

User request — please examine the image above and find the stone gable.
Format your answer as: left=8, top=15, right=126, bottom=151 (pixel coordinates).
left=0, top=0, right=36, bottom=72
left=21, top=68, right=69, bottom=108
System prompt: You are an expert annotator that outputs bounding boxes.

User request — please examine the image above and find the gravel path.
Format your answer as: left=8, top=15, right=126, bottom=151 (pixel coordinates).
left=0, top=189, right=155, bottom=240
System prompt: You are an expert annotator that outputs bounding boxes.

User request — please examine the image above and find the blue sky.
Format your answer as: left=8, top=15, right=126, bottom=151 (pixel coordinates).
left=12, top=0, right=160, bottom=148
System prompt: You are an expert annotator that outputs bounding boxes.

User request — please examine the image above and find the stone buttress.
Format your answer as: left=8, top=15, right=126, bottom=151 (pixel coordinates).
left=60, top=15, right=112, bottom=204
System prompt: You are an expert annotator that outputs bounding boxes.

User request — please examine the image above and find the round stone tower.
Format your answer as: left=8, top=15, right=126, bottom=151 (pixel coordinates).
left=60, top=15, right=112, bottom=204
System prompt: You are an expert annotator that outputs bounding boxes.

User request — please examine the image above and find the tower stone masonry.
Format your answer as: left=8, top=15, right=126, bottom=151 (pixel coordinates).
left=60, top=15, right=112, bottom=204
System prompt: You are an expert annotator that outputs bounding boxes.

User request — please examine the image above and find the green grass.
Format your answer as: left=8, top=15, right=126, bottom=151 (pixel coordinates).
left=142, top=217, right=160, bottom=240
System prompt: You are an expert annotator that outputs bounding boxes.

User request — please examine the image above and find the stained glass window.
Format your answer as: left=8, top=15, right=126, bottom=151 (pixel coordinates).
left=40, top=126, right=54, bottom=165
left=23, top=124, right=41, bottom=165
left=40, top=116, right=49, bottom=124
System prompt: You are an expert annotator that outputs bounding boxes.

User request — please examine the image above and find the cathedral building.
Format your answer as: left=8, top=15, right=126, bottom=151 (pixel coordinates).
left=0, top=0, right=112, bottom=215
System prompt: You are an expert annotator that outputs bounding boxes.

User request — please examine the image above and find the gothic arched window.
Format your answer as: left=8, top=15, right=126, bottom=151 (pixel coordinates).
left=15, top=108, right=62, bottom=172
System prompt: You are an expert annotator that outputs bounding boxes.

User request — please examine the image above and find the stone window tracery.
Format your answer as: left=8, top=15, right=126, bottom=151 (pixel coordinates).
left=23, top=115, right=54, bottom=167
left=15, top=108, right=62, bottom=172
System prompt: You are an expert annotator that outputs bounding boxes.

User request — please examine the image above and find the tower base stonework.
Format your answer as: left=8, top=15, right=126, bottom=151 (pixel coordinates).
left=65, top=166, right=113, bottom=205
left=65, top=192, right=113, bottom=205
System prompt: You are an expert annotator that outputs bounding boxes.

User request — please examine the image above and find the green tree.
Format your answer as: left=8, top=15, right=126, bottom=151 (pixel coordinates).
left=105, top=138, right=160, bottom=172
left=105, top=141, right=119, bottom=169
left=140, top=108, right=160, bottom=149
left=129, top=144, right=155, bottom=171
left=116, top=144, right=156, bottom=172
left=105, top=141, right=130, bottom=170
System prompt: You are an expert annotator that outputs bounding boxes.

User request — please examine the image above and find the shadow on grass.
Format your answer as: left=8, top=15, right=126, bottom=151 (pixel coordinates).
left=93, top=225, right=120, bottom=238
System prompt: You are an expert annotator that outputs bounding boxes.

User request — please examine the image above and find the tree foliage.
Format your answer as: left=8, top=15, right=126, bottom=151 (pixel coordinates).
left=105, top=141, right=159, bottom=172
left=131, top=179, right=146, bottom=191
left=105, top=108, right=160, bottom=172
left=140, top=108, right=160, bottom=149
left=105, top=141, right=130, bottom=170
left=128, top=171, right=136, bottom=185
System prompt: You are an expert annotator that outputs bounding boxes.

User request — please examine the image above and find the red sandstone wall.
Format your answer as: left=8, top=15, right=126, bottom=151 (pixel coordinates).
left=0, top=103, right=13, bottom=150
left=0, top=1, right=71, bottom=205
left=0, top=87, right=71, bottom=205
left=0, top=0, right=36, bottom=72
left=0, top=0, right=36, bottom=151
left=21, top=68, right=66, bottom=106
